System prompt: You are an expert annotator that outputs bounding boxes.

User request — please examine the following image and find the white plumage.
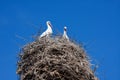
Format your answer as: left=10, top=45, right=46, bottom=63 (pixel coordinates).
left=63, top=26, right=69, bottom=41
left=39, top=21, right=53, bottom=39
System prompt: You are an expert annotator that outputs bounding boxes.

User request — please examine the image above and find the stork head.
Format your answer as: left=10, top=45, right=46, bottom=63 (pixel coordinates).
left=64, top=26, right=67, bottom=31
left=46, top=21, right=52, bottom=28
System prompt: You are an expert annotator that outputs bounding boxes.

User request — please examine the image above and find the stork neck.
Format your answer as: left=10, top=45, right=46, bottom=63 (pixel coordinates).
left=47, top=25, right=52, bottom=31
left=64, top=30, right=67, bottom=35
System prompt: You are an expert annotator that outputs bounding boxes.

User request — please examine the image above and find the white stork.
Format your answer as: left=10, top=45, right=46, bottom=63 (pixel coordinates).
left=63, top=26, right=69, bottom=41
left=39, top=21, right=53, bottom=39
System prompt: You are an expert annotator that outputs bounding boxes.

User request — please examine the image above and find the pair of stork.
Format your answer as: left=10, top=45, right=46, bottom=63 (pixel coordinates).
left=39, top=21, right=69, bottom=41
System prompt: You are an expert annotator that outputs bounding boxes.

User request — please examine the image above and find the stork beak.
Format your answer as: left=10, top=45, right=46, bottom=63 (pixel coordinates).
left=64, top=28, right=66, bottom=31
left=48, top=23, right=52, bottom=28
left=47, top=21, right=52, bottom=28
left=64, top=27, right=67, bottom=31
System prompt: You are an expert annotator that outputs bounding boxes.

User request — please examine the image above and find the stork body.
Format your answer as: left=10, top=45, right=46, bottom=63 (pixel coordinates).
left=63, top=26, right=69, bottom=41
left=39, top=21, right=53, bottom=39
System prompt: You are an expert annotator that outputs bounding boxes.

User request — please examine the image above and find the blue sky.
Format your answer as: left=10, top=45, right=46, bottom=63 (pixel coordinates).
left=0, top=0, right=119, bottom=80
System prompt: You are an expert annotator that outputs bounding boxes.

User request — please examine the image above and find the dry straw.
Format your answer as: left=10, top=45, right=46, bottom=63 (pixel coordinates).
left=17, top=36, right=98, bottom=80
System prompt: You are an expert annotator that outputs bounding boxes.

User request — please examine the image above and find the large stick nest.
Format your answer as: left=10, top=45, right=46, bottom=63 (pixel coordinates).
left=17, top=36, right=98, bottom=80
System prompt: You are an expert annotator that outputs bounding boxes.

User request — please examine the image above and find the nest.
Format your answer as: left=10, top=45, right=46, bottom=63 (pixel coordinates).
left=17, top=36, right=98, bottom=80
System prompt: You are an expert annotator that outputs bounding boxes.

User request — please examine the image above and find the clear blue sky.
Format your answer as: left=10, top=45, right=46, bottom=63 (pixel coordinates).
left=0, top=0, right=119, bottom=80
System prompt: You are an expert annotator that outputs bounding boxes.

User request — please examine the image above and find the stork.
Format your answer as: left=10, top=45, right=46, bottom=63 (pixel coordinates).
left=39, top=21, right=53, bottom=39
left=63, top=26, right=69, bottom=41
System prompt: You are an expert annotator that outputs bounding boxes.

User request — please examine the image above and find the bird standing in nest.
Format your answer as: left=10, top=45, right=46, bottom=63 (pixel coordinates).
left=39, top=21, right=53, bottom=39
left=63, top=26, right=69, bottom=41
